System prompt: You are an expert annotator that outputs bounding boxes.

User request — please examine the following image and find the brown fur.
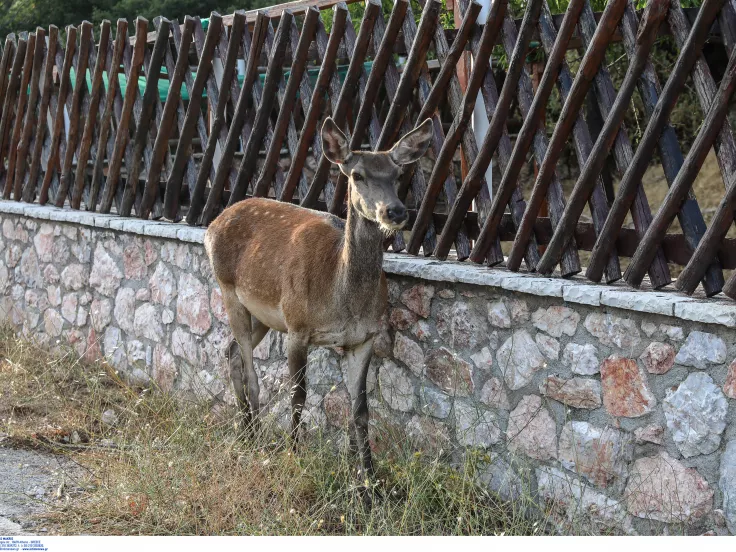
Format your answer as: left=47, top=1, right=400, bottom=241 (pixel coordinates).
left=204, top=117, right=433, bottom=477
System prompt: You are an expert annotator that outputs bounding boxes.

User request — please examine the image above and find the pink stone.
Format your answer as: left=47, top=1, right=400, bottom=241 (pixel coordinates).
left=177, top=274, right=212, bottom=335
left=43, top=265, right=59, bottom=284
left=724, top=359, right=736, bottom=399
left=389, top=307, right=418, bottom=330
left=634, top=424, right=665, bottom=445
left=639, top=342, right=675, bottom=375
left=600, top=356, right=656, bottom=418
left=406, top=415, right=451, bottom=453
left=558, top=421, right=632, bottom=488
left=65, top=329, right=87, bottom=358
left=506, top=395, right=557, bottom=461
left=393, top=333, right=424, bottom=376
left=153, top=344, right=177, bottom=392
left=210, top=287, right=228, bottom=323
left=149, top=263, right=177, bottom=306
left=625, top=452, right=713, bottom=523
left=33, top=223, right=55, bottom=263
left=425, top=347, right=474, bottom=397
left=400, top=284, right=434, bottom=318
left=373, top=314, right=392, bottom=358
left=324, top=386, right=351, bottom=427
left=143, top=240, right=157, bottom=266
left=480, top=377, right=510, bottom=410
left=123, top=244, right=147, bottom=280
left=541, top=375, right=602, bottom=409
left=85, top=328, right=102, bottom=362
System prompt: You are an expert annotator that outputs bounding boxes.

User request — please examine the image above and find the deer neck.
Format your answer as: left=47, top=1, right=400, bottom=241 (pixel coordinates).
left=338, top=186, right=384, bottom=298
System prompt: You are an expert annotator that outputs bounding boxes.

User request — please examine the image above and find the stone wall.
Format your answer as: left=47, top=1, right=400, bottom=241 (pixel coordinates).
left=0, top=201, right=735, bottom=535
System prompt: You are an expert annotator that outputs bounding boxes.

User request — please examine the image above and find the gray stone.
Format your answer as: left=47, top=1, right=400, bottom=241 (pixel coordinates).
left=584, top=313, right=641, bottom=350
left=659, top=324, right=684, bottom=341
left=43, top=309, right=64, bottom=337
left=488, top=300, right=511, bottom=328
left=162, top=308, right=174, bottom=325
left=101, top=409, right=118, bottom=426
left=475, top=456, right=525, bottom=502
left=497, top=330, right=546, bottom=390
left=60, top=264, right=86, bottom=290
left=663, top=372, right=728, bottom=458
left=454, top=399, right=501, bottom=448
left=393, top=333, right=424, bottom=377
left=479, top=377, right=510, bottom=410
left=558, top=421, right=632, bottom=488
left=171, top=327, right=203, bottom=366
left=641, top=321, right=657, bottom=337
left=532, top=306, right=579, bottom=338
left=133, top=304, right=164, bottom=342
left=306, top=349, right=342, bottom=387
left=535, top=333, right=559, bottom=361
left=61, top=293, right=78, bottom=323
left=89, top=298, right=112, bottom=332
left=89, top=243, right=123, bottom=296
left=46, top=285, right=61, bottom=307
left=126, top=340, right=146, bottom=365
left=419, top=385, right=451, bottom=419
left=149, top=262, right=177, bottom=306
left=536, top=466, right=628, bottom=530
left=674, top=331, right=727, bottom=369
left=176, top=273, right=211, bottom=335
left=507, top=299, right=529, bottom=324
left=378, top=360, right=415, bottom=412
left=103, top=326, right=126, bottom=369
left=113, top=287, right=135, bottom=334
left=436, top=301, right=486, bottom=351
left=562, top=343, right=599, bottom=376
left=720, top=440, right=736, bottom=535
left=506, top=395, right=557, bottom=461
left=470, top=346, right=493, bottom=371
left=625, top=452, right=713, bottom=523
left=19, top=248, right=41, bottom=288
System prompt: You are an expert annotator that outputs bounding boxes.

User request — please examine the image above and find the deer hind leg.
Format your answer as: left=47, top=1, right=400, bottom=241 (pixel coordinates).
left=221, top=285, right=261, bottom=425
left=345, top=338, right=375, bottom=478
left=286, top=332, right=309, bottom=444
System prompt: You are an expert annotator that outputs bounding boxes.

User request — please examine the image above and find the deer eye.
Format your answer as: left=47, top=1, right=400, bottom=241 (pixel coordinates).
left=352, top=172, right=364, bottom=182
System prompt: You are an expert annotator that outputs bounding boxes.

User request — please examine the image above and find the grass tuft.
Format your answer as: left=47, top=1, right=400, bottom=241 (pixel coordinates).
left=0, top=326, right=545, bottom=535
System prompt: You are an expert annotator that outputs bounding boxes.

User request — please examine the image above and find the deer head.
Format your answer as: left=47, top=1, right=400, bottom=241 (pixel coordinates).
left=321, top=117, right=433, bottom=232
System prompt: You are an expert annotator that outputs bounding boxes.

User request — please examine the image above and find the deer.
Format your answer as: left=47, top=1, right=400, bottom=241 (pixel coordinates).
left=204, top=117, right=433, bottom=477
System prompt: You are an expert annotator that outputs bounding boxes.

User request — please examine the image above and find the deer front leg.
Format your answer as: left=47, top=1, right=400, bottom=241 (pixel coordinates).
left=345, top=338, right=375, bottom=478
left=221, top=286, right=261, bottom=427
left=287, top=332, right=309, bottom=444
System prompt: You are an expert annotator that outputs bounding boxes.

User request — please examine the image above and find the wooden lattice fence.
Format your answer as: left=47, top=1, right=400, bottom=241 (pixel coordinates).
left=2, top=0, right=736, bottom=299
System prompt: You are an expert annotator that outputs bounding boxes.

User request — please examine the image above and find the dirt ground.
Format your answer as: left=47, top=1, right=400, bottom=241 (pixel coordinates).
left=0, top=439, right=72, bottom=535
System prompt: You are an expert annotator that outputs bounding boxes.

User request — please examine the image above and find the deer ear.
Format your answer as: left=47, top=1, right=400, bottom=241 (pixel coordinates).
left=321, top=118, right=352, bottom=164
left=389, top=118, right=433, bottom=165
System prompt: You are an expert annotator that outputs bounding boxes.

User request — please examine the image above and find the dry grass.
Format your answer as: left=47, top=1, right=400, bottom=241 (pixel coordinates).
left=0, top=327, right=545, bottom=535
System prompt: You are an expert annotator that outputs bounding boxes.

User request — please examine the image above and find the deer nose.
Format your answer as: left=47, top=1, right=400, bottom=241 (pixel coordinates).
left=387, top=204, right=407, bottom=224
